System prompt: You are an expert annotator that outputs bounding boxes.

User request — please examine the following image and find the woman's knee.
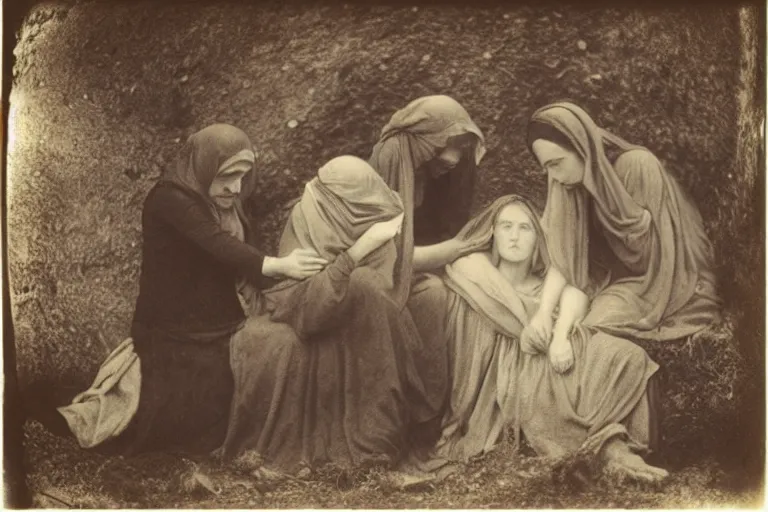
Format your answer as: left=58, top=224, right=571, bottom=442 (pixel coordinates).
left=589, top=332, right=651, bottom=370
left=233, top=316, right=302, bottom=356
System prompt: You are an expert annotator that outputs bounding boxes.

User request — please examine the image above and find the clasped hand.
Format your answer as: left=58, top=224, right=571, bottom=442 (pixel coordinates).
left=520, top=311, right=574, bottom=374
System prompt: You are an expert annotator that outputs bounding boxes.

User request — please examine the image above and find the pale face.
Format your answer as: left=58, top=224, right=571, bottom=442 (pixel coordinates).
left=493, top=203, right=538, bottom=265
left=532, top=138, right=585, bottom=185
left=208, top=161, right=252, bottom=209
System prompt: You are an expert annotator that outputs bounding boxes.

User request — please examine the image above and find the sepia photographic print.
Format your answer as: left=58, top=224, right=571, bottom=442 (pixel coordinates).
left=3, top=0, right=765, bottom=508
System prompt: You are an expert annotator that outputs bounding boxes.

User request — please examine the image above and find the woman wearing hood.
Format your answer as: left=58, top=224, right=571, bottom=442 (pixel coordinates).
left=39, top=125, right=324, bottom=455
left=523, top=102, right=721, bottom=371
left=218, top=155, right=437, bottom=473
left=367, top=95, right=490, bottom=436
left=422, top=195, right=668, bottom=483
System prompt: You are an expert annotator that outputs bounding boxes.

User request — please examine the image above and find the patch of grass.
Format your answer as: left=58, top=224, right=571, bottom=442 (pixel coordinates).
left=23, top=419, right=764, bottom=509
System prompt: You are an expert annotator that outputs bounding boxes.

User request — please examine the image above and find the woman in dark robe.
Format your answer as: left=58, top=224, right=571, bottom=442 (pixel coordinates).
left=522, top=102, right=721, bottom=371
left=368, top=95, right=488, bottom=292
left=219, top=156, right=436, bottom=473
left=420, top=195, right=667, bottom=483
left=49, top=124, right=325, bottom=455
left=367, top=95, right=491, bottom=436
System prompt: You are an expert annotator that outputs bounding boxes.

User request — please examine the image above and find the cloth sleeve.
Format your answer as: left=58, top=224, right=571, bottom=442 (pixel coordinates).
left=614, top=149, right=665, bottom=216
left=268, top=251, right=358, bottom=339
left=147, top=185, right=270, bottom=287
left=609, top=150, right=659, bottom=273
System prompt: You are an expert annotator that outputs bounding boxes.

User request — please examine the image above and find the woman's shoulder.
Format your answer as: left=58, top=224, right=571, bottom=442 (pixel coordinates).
left=613, top=149, right=664, bottom=183
left=614, top=148, right=661, bottom=170
left=144, top=182, right=205, bottom=215
left=453, top=250, right=492, bottom=268
left=369, top=136, right=404, bottom=173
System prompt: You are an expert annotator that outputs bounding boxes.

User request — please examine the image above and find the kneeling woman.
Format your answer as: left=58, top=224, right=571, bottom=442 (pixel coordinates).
left=219, top=156, right=434, bottom=472
left=50, top=124, right=324, bottom=455
left=432, top=195, right=668, bottom=482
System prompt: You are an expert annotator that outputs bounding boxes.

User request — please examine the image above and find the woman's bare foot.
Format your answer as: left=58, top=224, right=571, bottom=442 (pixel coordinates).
left=601, top=438, right=669, bottom=483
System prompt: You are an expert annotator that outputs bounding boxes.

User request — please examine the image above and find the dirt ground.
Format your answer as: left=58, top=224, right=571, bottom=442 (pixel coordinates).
left=6, top=0, right=765, bottom=508
left=22, top=420, right=761, bottom=509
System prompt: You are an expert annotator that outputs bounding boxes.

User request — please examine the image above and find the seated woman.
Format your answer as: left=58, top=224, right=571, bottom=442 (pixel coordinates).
left=33, top=124, right=325, bottom=455
left=218, top=156, right=436, bottom=473
left=523, top=102, right=721, bottom=367
left=367, top=95, right=491, bottom=436
left=429, top=195, right=668, bottom=482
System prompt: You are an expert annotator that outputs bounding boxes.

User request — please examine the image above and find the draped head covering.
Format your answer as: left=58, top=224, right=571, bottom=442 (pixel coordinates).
left=162, top=124, right=256, bottom=241
left=444, top=195, right=549, bottom=339
left=528, top=102, right=720, bottom=341
left=269, top=155, right=406, bottom=302
left=368, top=95, right=487, bottom=306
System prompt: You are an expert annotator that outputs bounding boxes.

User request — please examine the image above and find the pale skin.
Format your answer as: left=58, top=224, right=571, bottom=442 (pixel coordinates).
left=521, top=138, right=591, bottom=373
left=525, top=138, right=669, bottom=483
left=493, top=204, right=587, bottom=372
left=347, top=213, right=405, bottom=263
left=493, top=204, right=542, bottom=290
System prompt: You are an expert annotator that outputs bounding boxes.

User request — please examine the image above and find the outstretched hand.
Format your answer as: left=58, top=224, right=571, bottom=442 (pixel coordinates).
left=270, top=248, right=328, bottom=280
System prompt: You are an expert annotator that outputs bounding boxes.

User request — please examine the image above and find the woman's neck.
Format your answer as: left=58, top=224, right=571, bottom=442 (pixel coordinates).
left=497, top=258, right=533, bottom=289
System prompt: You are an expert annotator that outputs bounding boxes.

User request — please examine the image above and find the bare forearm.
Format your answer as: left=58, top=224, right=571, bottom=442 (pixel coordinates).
left=552, top=285, right=589, bottom=339
left=538, top=266, right=568, bottom=318
left=413, top=239, right=462, bottom=272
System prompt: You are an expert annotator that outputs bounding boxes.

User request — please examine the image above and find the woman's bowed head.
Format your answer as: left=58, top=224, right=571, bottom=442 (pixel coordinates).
left=301, top=155, right=406, bottom=266
left=171, top=124, right=330, bottom=281
left=207, top=151, right=253, bottom=210
left=527, top=115, right=587, bottom=186
left=523, top=102, right=720, bottom=346
left=368, top=95, right=488, bottom=285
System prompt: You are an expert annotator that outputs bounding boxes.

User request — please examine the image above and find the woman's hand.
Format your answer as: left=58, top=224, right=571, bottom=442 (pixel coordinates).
left=263, top=249, right=328, bottom=280
left=364, top=212, right=405, bottom=245
left=548, top=332, right=574, bottom=374
left=348, top=213, right=404, bottom=263
left=520, top=311, right=553, bottom=355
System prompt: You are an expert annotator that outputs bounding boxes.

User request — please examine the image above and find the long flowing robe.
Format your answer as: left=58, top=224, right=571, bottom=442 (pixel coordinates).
left=368, top=96, right=490, bottom=437
left=220, top=157, right=436, bottom=472
left=59, top=125, right=266, bottom=454
left=431, top=195, right=659, bottom=464
left=531, top=103, right=721, bottom=342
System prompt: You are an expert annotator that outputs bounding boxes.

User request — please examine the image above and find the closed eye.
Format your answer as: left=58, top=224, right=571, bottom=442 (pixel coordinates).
left=544, top=157, right=564, bottom=169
